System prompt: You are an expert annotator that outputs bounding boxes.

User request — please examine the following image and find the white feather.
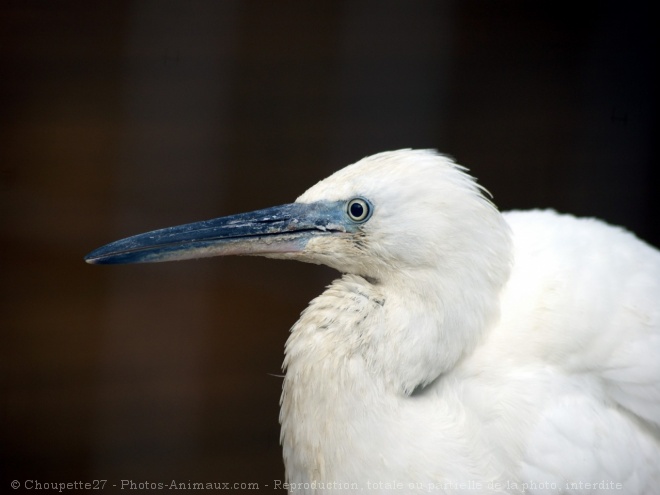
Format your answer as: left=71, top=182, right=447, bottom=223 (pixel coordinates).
left=278, top=150, right=660, bottom=494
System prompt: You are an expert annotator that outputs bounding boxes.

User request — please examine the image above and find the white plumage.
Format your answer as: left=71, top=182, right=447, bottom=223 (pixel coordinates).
left=87, top=150, right=660, bottom=494
left=279, top=151, right=660, bottom=493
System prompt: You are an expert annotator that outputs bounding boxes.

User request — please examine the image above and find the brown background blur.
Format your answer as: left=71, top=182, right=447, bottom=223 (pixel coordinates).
left=1, top=1, right=657, bottom=492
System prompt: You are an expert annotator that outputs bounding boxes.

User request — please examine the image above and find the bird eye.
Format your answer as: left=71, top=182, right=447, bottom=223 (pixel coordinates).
left=346, top=198, right=371, bottom=222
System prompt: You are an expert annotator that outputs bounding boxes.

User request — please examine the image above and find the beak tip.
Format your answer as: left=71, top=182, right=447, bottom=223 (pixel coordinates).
left=83, top=253, right=105, bottom=264
left=84, top=247, right=124, bottom=265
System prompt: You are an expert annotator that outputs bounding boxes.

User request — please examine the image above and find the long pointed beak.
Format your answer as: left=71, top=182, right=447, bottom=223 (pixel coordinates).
left=84, top=201, right=347, bottom=265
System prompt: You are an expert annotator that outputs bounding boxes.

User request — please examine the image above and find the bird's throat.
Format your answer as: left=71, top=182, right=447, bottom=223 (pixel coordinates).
left=278, top=272, right=497, bottom=483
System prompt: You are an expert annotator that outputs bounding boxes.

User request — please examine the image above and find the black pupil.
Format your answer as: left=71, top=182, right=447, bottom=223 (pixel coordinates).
left=350, top=202, right=364, bottom=218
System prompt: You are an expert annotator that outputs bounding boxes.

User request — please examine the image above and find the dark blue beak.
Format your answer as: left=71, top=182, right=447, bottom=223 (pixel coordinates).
left=84, top=201, right=347, bottom=265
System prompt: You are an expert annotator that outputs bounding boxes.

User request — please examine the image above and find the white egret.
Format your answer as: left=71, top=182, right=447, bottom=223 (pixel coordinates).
left=86, top=150, right=660, bottom=494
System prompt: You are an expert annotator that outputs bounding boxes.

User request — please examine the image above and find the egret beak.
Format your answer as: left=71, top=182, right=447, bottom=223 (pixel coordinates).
left=84, top=201, right=347, bottom=265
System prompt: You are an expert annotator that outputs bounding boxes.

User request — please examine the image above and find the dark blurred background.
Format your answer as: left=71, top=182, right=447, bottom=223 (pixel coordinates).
left=1, top=0, right=657, bottom=492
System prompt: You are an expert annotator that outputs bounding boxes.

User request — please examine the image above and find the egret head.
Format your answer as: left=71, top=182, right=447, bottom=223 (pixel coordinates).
left=292, top=150, right=511, bottom=283
left=85, top=150, right=511, bottom=289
